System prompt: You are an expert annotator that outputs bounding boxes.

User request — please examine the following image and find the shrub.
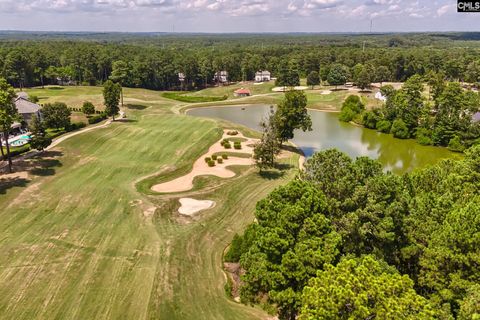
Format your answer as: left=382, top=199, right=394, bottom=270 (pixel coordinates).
left=391, top=119, right=410, bottom=139
left=234, top=142, right=242, bottom=150
left=224, top=142, right=232, bottom=149
left=227, top=130, right=238, bottom=136
left=416, top=128, right=433, bottom=146
left=208, top=160, right=215, bottom=167
left=338, top=107, right=357, bottom=122
left=362, top=110, right=381, bottom=129
left=212, top=154, right=218, bottom=160
left=82, top=101, right=96, bottom=116
left=222, top=154, right=228, bottom=159
left=448, top=136, right=466, bottom=152
left=376, top=120, right=392, bottom=133
left=217, top=158, right=223, bottom=164
left=88, top=114, right=107, bottom=125
left=205, top=157, right=211, bottom=163
left=67, top=122, right=87, bottom=132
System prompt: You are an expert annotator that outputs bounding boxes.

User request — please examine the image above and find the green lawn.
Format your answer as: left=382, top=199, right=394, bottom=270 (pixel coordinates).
left=25, top=86, right=174, bottom=111
left=0, top=87, right=298, bottom=320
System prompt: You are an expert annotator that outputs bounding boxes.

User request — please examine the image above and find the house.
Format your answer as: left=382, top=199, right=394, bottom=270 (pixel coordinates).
left=214, top=71, right=229, bottom=84
left=234, top=88, right=251, bottom=97
left=15, top=95, right=41, bottom=125
left=255, top=71, right=271, bottom=82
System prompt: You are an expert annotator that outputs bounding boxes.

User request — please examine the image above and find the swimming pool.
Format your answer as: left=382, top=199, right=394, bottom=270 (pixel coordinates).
left=9, top=135, right=31, bottom=147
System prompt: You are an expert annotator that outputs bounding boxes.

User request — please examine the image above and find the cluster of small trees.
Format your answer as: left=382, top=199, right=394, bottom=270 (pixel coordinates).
left=344, top=74, right=480, bottom=150
left=226, top=147, right=480, bottom=319
left=253, top=91, right=311, bottom=170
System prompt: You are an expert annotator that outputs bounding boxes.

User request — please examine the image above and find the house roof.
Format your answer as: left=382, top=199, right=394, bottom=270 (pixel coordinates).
left=234, top=88, right=251, bottom=94
left=473, top=112, right=480, bottom=123
left=15, top=97, right=41, bottom=114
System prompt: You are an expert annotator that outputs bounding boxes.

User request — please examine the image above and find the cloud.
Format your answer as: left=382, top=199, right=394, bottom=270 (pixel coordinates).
left=437, top=4, right=454, bottom=16
left=0, top=0, right=478, bottom=32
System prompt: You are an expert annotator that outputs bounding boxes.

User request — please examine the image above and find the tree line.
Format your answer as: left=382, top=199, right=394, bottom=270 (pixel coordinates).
left=225, top=146, right=480, bottom=320
left=2, top=37, right=480, bottom=90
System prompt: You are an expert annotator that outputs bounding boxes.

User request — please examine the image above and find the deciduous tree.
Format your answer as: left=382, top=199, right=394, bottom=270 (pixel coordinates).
left=274, top=91, right=312, bottom=143
left=103, top=80, right=121, bottom=121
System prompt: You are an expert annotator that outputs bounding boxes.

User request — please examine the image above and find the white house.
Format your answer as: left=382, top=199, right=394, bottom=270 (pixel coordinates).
left=214, top=71, right=229, bottom=84
left=255, top=71, right=271, bottom=82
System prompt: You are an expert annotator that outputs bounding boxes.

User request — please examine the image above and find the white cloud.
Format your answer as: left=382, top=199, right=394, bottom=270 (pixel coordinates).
left=437, top=4, right=454, bottom=16
left=0, top=0, right=478, bottom=32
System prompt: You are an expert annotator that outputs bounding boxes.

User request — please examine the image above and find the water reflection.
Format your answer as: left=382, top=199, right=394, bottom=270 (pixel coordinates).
left=187, top=105, right=458, bottom=173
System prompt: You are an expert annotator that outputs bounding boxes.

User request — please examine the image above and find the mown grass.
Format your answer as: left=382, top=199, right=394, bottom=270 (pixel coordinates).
left=25, top=86, right=173, bottom=111
left=0, top=86, right=299, bottom=320
left=161, top=91, right=228, bottom=103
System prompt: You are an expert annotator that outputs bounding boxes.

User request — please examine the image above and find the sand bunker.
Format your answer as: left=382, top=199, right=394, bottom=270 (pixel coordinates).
left=272, top=86, right=309, bottom=92
left=178, top=198, right=216, bottom=216
left=152, top=130, right=257, bottom=193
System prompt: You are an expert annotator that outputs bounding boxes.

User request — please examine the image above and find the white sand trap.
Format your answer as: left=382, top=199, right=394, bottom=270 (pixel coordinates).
left=272, top=86, right=309, bottom=92
left=321, top=90, right=332, bottom=95
left=178, top=198, right=216, bottom=216
left=152, top=130, right=257, bottom=193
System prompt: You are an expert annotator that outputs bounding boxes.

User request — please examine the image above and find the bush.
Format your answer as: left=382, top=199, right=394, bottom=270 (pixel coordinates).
left=362, top=110, right=381, bottom=129
left=416, top=128, right=433, bottom=146
left=217, top=158, right=223, bottom=164
left=234, top=142, right=242, bottom=150
left=222, top=154, right=228, bottom=159
left=391, top=119, right=410, bottom=139
left=224, top=142, right=232, bottom=149
left=208, top=160, right=215, bottom=167
left=448, top=136, right=466, bottom=152
left=88, top=114, right=107, bottom=125
left=376, top=120, right=392, bottom=133
left=82, top=101, right=96, bottom=116
left=227, top=130, right=239, bottom=136
left=212, top=154, right=218, bottom=160
left=67, top=122, right=87, bottom=132
left=205, top=157, right=211, bottom=163
left=224, top=234, right=245, bottom=263
left=338, top=107, right=357, bottom=122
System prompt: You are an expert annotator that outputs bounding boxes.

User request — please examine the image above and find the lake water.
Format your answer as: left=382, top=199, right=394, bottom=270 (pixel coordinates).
left=187, top=104, right=459, bottom=173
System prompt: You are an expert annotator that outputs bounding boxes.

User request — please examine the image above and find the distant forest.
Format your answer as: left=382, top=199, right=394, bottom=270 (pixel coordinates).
left=1, top=32, right=480, bottom=90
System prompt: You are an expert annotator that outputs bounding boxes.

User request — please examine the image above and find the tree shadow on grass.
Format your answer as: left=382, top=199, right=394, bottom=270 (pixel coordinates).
left=126, top=104, right=148, bottom=110
left=0, top=177, right=30, bottom=194
left=259, top=170, right=285, bottom=180
left=258, top=163, right=293, bottom=180
left=27, top=151, right=63, bottom=177
left=116, top=118, right=138, bottom=123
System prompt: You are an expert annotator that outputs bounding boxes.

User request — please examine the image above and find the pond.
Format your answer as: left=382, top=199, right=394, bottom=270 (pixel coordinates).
left=187, top=104, right=460, bottom=173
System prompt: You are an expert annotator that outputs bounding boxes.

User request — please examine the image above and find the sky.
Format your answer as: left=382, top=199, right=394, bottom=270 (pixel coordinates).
left=0, top=0, right=479, bottom=33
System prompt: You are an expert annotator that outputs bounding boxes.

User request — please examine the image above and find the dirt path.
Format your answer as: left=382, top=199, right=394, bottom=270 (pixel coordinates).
left=152, top=130, right=257, bottom=193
